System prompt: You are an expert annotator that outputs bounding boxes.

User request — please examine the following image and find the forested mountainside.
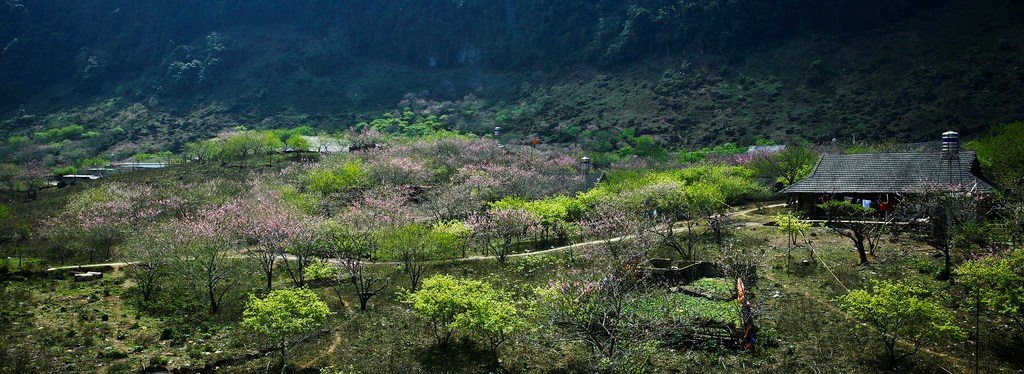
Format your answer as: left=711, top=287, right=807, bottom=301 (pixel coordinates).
left=1, top=0, right=1022, bottom=160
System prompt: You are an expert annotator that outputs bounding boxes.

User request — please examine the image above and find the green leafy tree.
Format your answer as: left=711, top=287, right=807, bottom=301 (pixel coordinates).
left=242, top=288, right=332, bottom=374
left=749, top=143, right=817, bottom=188
left=304, top=159, right=368, bottom=195
left=838, top=281, right=965, bottom=367
left=403, top=275, right=526, bottom=350
left=122, top=227, right=174, bottom=302
left=376, top=223, right=457, bottom=291
left=773, top=211, right=811, bottom=270
left=221, top=130, right=281, bottom=167
left=285, top=135, right=312, bottom=152
left=431, top=220, right=472, bottom=258
left=913, top=186, right=987, bottom=280
left=818, top=200, right=879, bottom=265
left=490, top=195, right=584, bottom=242
left=685, top=182, right=731, bottom=248
left=184, top=138, right=223, bottom=163
left=956, top=248, right=1024, bottom=331
left=0, top=163, right=19, bottom=190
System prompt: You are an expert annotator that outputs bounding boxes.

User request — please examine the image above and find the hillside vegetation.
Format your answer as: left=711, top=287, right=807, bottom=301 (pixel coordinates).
left=1, top=0, right=1022, bottom=170
left=2, top=126, right=1024, bottom=372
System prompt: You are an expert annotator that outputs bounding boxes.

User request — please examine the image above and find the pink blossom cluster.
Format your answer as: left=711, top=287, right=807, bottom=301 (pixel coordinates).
left=341, top=186, right=416, bottom=230
left=466, top=208, right=542, bottom=239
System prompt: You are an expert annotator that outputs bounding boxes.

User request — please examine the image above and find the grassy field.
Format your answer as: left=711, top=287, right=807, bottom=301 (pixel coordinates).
left=2, top=203, right=1021, bottom=373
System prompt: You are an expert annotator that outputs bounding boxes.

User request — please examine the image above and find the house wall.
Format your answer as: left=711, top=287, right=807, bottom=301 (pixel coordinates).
left=792, top=193, right=902, bottom=218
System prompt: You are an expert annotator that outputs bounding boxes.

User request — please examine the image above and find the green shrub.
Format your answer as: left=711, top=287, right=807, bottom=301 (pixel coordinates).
left=403, top=275, right=526, bottom=349
left=303, top=259, right=336, bottom=282
left=838, top=281, right=965, bottom=367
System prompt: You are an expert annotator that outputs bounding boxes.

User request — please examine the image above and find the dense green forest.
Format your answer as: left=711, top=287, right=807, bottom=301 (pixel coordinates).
left=1, top=0, right=1023, bottom=171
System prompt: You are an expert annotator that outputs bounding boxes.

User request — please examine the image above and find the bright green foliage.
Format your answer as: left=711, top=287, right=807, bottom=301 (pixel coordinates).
left=818, top=200, right=874, bottom=217
left=629, top=292, right=741, bottom=327
left=595, top=163, right=763, bottom=206
left=677, top=143, right=747, bottom=163
left=0, top=203, right=9, bottom=221
left=774, top=211, right=812, bottom=269
left=490, top=195, right=587, bottom=228
left=51, top=166, right=77, bottom=176
left=304, top=159, right=367, bottom=195
left=285, top=135, right=312, bottom=151
left=956, top=248, right=1024, bottom=330
left=685, top=182, right=727, bottom=214
left=279, top=184, right=319, bottom=214
left=614, top=181, right=688, bottom=218
left=7, top=136, right=29, bottom=145
left=184, top=138, right=224, bottom=163
left=361, top=109, right=448, bottom=138
left=616, top=132, right=667, bottom=160
left=432, top=220, right=471, bottom=243
left=676, top=164, right=764, bottom=204
left=773, top=211, right=810, bottom=246
left=303, top=259, right=337, bottom=282
left=403, top=275, right=526, bottom=349
left=242, top=288, right=332, bottom=372
left=220, top=130, right=282, bottom=165
left=631, top=136, right=667, bottom=160
left=430, top=220, right=471, bottom=257
left=271, top=126, right=318, bottom=146
left=598, top=169, right=676, bottom=194
left=376, top=223, right=458, bottom=291
left=33, top=124, right=85, bottom=142
left=838, top=281, right=965, bottom=366
left=77, top=157, right=109, bottom=170
left=748, top=143, right=818, bottom=187
left=967, top=121, right=1024, bottom=188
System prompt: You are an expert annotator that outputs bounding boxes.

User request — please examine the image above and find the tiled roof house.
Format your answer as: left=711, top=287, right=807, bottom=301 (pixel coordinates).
left=781, top=132, right=997, bottom=215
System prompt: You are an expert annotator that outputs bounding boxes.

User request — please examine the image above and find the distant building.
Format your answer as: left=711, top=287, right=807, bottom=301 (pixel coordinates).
left=58, top=174, right=100, bottom=188
left=781, top=132, right=997, bottom=216
left=746, top=144, right=786, bottom=154
left=86, top=167, right=116, bottom=177
left=110, top=162, right=167, bottom=171
left=297, top=136, right=349, bottom=154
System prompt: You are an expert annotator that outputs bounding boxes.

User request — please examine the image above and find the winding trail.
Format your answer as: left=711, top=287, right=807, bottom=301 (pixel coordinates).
left=47, top=203, right=787, bottom=272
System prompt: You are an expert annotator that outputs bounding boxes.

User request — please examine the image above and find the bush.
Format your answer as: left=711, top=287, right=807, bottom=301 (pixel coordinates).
left=403, top=275, right=526, bottom=350
left=303, top=259, right=336, bottom=282
left=838, top=280, right=965, bottom=367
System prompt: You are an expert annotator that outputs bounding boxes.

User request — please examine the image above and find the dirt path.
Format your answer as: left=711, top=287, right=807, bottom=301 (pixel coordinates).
left=46, top=262, right=136, bottom=272
left=48, top=203, right=788, bottom=272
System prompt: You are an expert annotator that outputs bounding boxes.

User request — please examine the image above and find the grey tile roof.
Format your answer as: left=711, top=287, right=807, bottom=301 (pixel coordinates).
left=781, top=151, right=997, bottom=194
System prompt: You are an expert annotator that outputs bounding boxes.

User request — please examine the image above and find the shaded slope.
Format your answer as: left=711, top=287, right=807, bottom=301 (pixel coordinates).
left=510, top=0, right=1024, bottom=147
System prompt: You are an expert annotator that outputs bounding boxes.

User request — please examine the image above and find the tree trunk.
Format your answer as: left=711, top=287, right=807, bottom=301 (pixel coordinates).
left=358, top=293, right=370, bottom=312
left=209, top=286, right=219, bottom=315
left=939, top=247, right=952, bottom=280
left=854, top=232, right=868, bottom=265
left=280, top=338, right=287, bottom=374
